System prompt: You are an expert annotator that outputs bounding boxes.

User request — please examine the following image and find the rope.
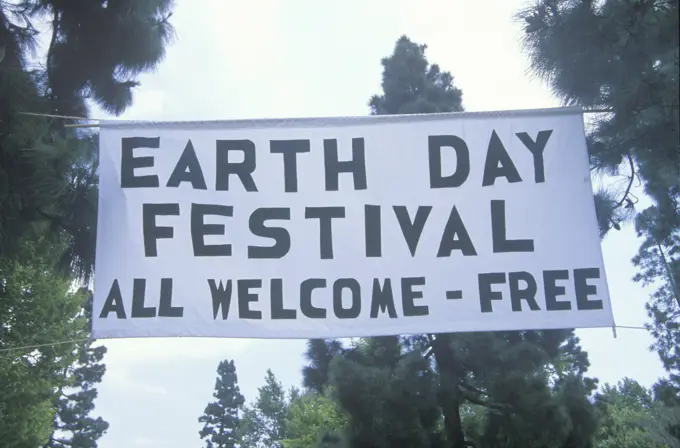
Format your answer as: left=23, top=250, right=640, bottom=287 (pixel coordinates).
left=0, top=325, right=650, bottom=355
left=19, top=108, right=613, bottom=122
left=18, top=112, right=97, bottom=121
left=0, top=338, right=89, bottom=355
left=17, top=107, right=615, bottom=129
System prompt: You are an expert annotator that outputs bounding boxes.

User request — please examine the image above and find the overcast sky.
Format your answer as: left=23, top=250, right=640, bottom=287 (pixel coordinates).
left=84, top=1, right=665, bottom=447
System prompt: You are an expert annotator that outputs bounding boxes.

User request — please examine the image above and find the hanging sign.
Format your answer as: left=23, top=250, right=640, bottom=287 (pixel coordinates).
left=92, top=107, right=613, bottom=339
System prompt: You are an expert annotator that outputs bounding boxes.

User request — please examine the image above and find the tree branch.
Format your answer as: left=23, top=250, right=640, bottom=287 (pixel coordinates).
left=459, top=380, right=490, bottom=398
left=50, top=435, right=73, bottom=446
left=36, top=208, right=77, bottom=234
left=461, top=390, right=508, bottom=411
left=584, top=104, right=679, bottom=115
left=46, top=8, right=59, bottom=86
left=656, top=241, right=680, bottom=309
left=583, top=108, right=615, bottom=114
left=613, top=152, right=636, bottom=210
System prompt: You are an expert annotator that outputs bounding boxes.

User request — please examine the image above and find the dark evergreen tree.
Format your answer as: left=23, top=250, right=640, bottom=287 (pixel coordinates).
left=0, top=0, right=175, bottom=281
left=303, top=36, right=599, bottom=448
left=517, top=0, right=678, bottom=238
left=653, top=379, right=680, bottom=443
left=517, top=1, right=679, bottom=440
left=368, top=37, right=463, bottom=115
left=302, top=339, right=344, bottom=394
left=633, top=206, right=679, bottom=396
left=1, top=2, right=170, bottom=446
left=199, top=360, right=245, bottom=448
left=1, top=2, right=174, bottom=440
left=328, top=337, right=445, bottom=448
left=43, top=0, right=175, bottom=117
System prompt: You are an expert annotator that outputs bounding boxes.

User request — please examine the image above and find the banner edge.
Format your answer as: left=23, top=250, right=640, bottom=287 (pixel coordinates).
left=98, top=106, right=584, bottom=130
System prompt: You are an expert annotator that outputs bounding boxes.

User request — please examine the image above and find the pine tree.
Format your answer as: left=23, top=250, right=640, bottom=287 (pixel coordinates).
left=328, top=337, right=445, bottom=447
left=517, top=0, right=678, bottom=236
left=0, top=0, right=175, bottom=280
left=241, top=370, right=291, bottom=448
left=43, top=0, right=175, bottom=117
left=302, top=339, right=344, bottom=394
left=368, top=37, right=463, bottom=115
left=516, top=1, right=679, bottom=440
left=1, top=4, right=174, bottom=439
left=199, top=360, right=245, bottom=448
left=308, top=333, right=598, bottom=447
left=303, top=36, right=599, bottom=448
left=46, top=294, right=108, bottom=448
left=1, top=2, right=172, bottom=445
left=632, top=206, right=680, bottom=395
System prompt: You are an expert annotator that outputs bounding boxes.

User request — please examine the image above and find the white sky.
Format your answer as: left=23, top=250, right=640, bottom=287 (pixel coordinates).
left=85, top=1, right=665, bottom=447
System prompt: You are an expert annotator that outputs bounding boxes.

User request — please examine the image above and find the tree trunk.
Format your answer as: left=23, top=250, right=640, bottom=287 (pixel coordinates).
left=656, top=242, right=680, bottom=308
left=431, top=334, right=467, bottom=448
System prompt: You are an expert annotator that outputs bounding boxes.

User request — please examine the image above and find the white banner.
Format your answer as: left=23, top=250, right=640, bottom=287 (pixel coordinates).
left=92, top=107, right=613, bottom=339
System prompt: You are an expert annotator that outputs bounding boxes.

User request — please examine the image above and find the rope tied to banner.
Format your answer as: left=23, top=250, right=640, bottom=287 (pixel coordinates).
left=18, top=107, right=626, bottom=129
left=0, top=325, right=648, bottom=358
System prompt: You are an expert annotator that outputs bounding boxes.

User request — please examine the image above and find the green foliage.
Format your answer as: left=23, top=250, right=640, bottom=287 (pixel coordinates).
left=282, top=391, right=347, bottom=448
left=653, top=379, right=680, bottom=445
left=302, top=340, right=344, bottom=395
left=518, top=0, right=679, bottom=187
left=369, top=35, right=464, bottom=115
left=447, top=332, right=597, bottom=448
left=0, top=234, right=107, bottom=448
left=329, top=338, right=445, bottom=448
left=0, top=0, right=176, bottom=281
left=633, top=206, right=680, bottom=389
left=39, top=0, right=175, bottom=116
left=4, top=123, right=99, bottom=281
left=0, top=2, right=185, bottom=447
left=46, top=337, right=109, bottom=447
left=594, top=378, right=680, bottom=448
left=241, top=370, right=291, bottom=448
left=304, top=333, right=599, bottom=447
left=199, top=360, right=245, bottom=448
left=517, top=1, right=679, bottom=442
left=517, top=0, right=679, bottom=357
left=517, top=0, right=679, bottom=249
left=469, top=374, right=597, bottom=448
